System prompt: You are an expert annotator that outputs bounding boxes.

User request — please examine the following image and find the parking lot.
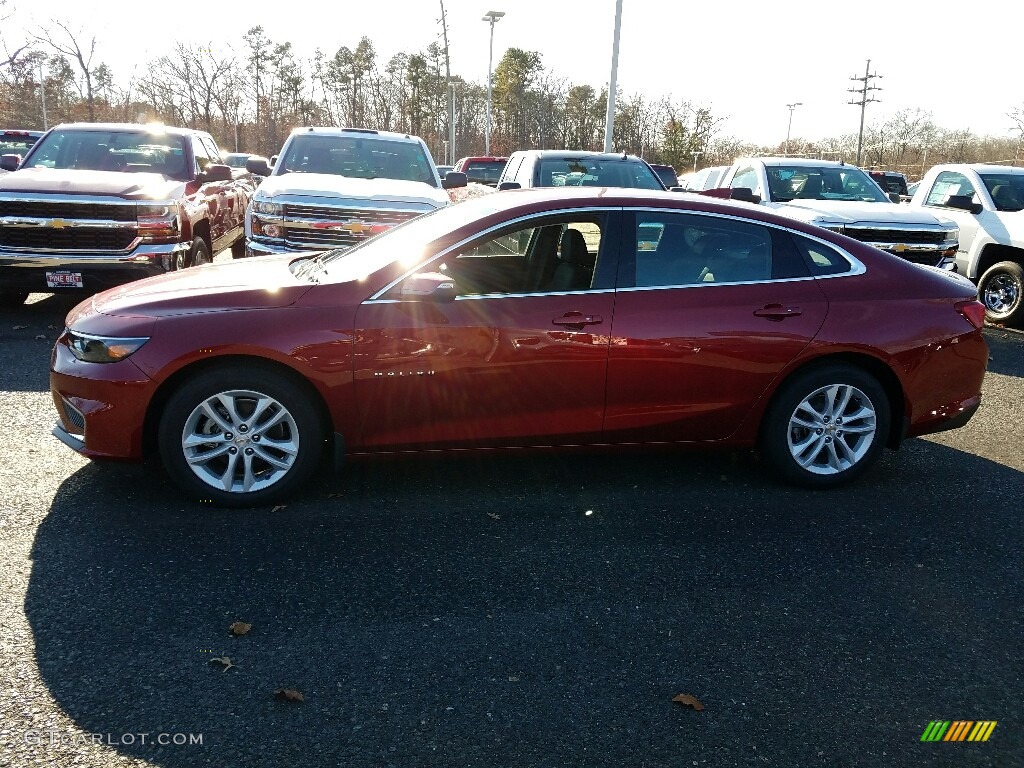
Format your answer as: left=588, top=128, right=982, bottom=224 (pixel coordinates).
left=1, top=288, right=1022, bottom=766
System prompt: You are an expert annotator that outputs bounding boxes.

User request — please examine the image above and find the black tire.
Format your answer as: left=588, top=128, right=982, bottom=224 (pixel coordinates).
left=0, top=290, right=28, bottom=307
left=158, top=364, right=326, bottom=507
left=175, top=237, right=211, bottom=270
left=759, top=364, right=890, bottom=489
left=230, top=237, right=246, bottom=259
left=978, top=260, right=1024, bottom=327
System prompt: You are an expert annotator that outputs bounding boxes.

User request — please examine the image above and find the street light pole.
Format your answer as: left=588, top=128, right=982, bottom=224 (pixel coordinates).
left=784, top=102, right=802, bottom=156
left=603, top=0, right=624, bottom=153
left=482, top=10, right=505, bottom=156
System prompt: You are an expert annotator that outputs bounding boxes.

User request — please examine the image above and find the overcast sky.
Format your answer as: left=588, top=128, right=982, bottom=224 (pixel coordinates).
left=8, top=0, right=1020, bottom=146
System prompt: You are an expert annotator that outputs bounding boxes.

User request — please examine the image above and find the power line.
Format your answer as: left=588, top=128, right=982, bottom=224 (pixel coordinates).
left=847, top=59, right=882, bottom=166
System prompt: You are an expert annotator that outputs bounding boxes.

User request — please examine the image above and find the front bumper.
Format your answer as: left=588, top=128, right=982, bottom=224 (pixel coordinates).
left=50, top=339, right=156, bottom=460
left=245, top=238, right=301, bottom=258
left=0, top=242, right=191, bottom=292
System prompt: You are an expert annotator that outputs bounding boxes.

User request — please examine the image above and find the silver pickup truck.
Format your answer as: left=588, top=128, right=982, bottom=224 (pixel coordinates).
left=244, top=127, right=466, bottom=257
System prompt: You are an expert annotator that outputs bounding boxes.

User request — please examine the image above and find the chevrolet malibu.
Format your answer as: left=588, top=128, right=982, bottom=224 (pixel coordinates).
left=50, top=188, right=988, bottom=506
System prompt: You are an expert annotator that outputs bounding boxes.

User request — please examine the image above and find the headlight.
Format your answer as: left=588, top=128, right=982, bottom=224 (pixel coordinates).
left=252, top=199, right=283, bottom=216
left=66, top=330, right=149, bottom=363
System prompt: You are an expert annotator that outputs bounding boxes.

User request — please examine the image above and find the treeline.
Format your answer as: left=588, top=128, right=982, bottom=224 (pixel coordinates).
left=1, top=22, right=1022, bottom=180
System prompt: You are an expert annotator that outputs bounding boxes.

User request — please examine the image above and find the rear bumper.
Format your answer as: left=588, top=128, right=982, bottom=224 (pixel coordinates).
left=0, top=242, right=190, bottom=292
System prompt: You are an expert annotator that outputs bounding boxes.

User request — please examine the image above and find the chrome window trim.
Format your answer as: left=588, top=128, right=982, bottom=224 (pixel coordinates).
left=365, top=206, right=622, bottom=302
left=628, top=206, right=866, bottom=280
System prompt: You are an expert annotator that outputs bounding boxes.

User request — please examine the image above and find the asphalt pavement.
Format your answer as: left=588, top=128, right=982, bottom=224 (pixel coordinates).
left=0, top=290, right=1021, bottom=767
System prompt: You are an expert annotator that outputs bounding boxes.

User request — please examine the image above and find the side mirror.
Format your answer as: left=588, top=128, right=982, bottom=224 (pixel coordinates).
left=441, top=171, right=467, bottom=189
left=728, top=187, right=761, bottom=204
left=888, top=192, right=902, bottom=204
left=199, top=163, right=233, bottom=183
left=246, top=156, right=272, bottom=176
left=0, top=154, right=22, bottom=172
left=497, top=181, right=521, bottom=191
left=945, top=194, right=983, bottom=215
left=400, top=271, right=457, bottom=303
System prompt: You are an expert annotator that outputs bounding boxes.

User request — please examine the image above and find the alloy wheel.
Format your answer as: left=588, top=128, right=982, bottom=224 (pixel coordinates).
left=786, top=383, right=877, bottom=475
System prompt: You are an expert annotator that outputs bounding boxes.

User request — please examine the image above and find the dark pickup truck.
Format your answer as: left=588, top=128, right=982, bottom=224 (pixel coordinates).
left=0, top=123, right=256, bottom=306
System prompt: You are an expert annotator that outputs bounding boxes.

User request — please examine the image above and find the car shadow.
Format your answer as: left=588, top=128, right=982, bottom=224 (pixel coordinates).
left=984, top=327, right=1024, bottom=377
left=24, top=442, right=1024, bottom=765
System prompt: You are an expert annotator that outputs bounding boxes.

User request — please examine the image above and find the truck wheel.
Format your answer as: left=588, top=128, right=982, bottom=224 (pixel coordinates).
left=230, top=238, right=246, bottom=259
left=0, top=290, right=28, bottom=307
left=759, top=364, right=890, bottom=489
left=158, top=364, right=327, bottom=507
left=978, top=261, right=1024, bottom=327
left=175, top=238, right=211, bottom=270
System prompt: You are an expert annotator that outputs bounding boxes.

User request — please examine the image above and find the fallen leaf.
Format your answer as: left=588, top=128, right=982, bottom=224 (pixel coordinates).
left=47, top=325, right=57, bottom=330
left=487, top=512, right=500, bottom=520
left=210, top=656, right=238, bottom=672
left=229, top=621, right=252, bottom=636
left=12, top=325, right=27, bottom=330
left=672, top=693, right=704, bottom=711
left=274, top=688, right=304, bottom=702
left=35, top=334, right=46, bottom=340
left=271, top=505, right=286, bottom=512
left=326, top=492, right=343, bottom=499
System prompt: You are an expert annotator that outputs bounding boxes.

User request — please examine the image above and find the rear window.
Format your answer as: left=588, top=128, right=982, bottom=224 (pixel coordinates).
left=0, top=132, right=39, bottom=155
left=464, top=160, right=507, bottom=185
left=537, top=157, right=664, bottom=190
left=870, top=172, right=908, bottom=195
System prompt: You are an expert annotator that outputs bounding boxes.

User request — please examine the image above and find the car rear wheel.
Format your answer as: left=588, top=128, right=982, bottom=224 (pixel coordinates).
left=760, top=365, right=890, bottom=488
left=158, top=365, right=326, bottom=507
left=978, top=261, right=1023, bottom=327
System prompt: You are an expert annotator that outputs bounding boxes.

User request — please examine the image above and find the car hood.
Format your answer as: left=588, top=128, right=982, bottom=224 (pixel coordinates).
left=82, top=255, right=315, bottom=319
left=256, top=173, right=449, bottom=208
left=0, top=167, right=184, bottom=199
left=769, top=199, right=952, bottom=226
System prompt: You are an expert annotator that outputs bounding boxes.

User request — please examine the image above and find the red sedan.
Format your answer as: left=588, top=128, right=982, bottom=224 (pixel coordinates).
left=50, top=188, right=988, bottom=506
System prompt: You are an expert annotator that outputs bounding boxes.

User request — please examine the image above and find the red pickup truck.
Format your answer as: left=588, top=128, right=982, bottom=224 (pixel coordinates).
left=0, top=123, right=256, bottom=306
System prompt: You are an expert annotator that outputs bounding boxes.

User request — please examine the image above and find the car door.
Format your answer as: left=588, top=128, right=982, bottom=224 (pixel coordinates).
left=604, top=210, right=829, bottom=443
left=352, top=211, right=621, bottom=450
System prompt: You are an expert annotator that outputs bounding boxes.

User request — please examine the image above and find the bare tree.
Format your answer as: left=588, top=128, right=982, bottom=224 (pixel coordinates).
left=34, top=20, right=97, bottom=120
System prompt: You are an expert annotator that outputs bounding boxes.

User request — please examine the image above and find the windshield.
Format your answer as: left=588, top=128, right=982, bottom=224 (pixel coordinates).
left=312, top=195, right=507, bottom=283
left=21, top=129, right=189, bottom=180
left=463, top=160, right=506, bottom=185
left=765, top=165, right=889, bottom=203
left=277, top=134, right=438, bottom=187
left=224, top=154, right=250, bottom=168
left=538, top=157, right=665, bottom=190
left=0, top=134, right=39, bottom=155
left=979, top=173, right=1024, bottom=212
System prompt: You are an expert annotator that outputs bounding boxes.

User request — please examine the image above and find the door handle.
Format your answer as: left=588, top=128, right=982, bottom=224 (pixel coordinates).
left=552, top=312, right=603, bottom=328
left=753, top=304, right=802, bottom=320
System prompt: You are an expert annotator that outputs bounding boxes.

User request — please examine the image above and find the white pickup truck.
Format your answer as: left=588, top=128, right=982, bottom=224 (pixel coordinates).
left=244, top=127, right=465, bottom=257
left=713, top=157, right=958, bottom=270
left=907, top=164, right=1024, bottom=326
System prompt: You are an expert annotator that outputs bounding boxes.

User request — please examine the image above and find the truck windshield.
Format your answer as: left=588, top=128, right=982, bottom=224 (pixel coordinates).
left=277, top=134, right=439, bottom=187
left=21, top=129, right=189, bottom=180
left=538, top=157, right=664, bottom=190
left=766, top=166, right=889, bottom=203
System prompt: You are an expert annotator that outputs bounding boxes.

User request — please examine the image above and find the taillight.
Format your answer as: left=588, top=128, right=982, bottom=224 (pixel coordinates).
left=955, top=300, right=986, bottom=329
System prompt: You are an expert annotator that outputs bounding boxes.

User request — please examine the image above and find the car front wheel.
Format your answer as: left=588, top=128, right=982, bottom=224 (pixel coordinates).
left=760, top=365, right=890, bottom=488
left=158, top=365, right=326, bottom=506
left=978, top=260, right=1023, bottom=327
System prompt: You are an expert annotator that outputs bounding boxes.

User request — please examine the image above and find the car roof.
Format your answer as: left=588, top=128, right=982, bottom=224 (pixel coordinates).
left=741, top=157, right=858, bottom=168
left=936, top=163, right=1024, bottom=176
left=48, top=122, right=209, bottom=137
left=512, top=150, right=646, bottom=161
left=288, top=127, right=425, bottom=144
left=1, top=129, right=44, bottom=138
left=458, top=156, right=508, bottom=162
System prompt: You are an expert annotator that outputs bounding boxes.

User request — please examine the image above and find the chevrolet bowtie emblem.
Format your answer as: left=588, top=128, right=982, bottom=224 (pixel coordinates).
left=50, top=218, right=67, bottom=229
left=893, top=243, right=907, bottom=252
left=341, top=222, right=372, bottom=235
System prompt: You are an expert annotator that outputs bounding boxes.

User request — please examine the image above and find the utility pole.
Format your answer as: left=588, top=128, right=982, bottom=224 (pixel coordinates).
left=439, top=0, right=455, bottom=164
left=603, top=0, right=624, bottom=153
left=39, top=59, right=48, bottom=130
left=847, top=59, right=882, bottom=166
left=784, top=102, right=802, bottom=157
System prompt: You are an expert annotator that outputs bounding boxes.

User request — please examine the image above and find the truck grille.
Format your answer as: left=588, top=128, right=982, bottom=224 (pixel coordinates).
left=843, top=228, right=949, bottom=245
left=0, top=200, right=136, bottom=222
left=281, top=205, right=423, bottom=250
left=0, top=228, right=137, bottom=251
